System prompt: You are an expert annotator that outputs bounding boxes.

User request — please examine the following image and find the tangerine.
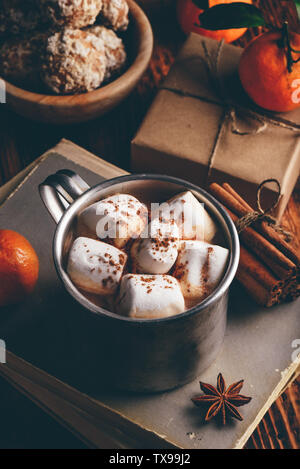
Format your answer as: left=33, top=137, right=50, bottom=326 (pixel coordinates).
left=239, top=31, right=300, bottom=112
left=177, top=0, right=253, bottom=43
left=0, top=230, right=39, bottom=307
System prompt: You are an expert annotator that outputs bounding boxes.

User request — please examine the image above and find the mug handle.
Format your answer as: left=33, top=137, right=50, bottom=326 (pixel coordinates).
left=39, top=170, right=90, bottom=224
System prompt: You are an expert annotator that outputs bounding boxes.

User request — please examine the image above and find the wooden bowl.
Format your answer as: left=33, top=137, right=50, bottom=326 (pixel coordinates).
left=2, top=0, right=153, bottom=124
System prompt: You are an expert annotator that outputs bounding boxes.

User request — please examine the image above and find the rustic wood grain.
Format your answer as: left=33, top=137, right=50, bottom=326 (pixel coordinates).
left=0, top=0, right=299, bottom=450
left=245, top=374, right=300, bottom=449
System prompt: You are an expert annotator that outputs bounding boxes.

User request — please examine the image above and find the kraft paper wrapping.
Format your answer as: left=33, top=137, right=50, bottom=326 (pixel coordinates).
left=131, top=34, right=300, bottom=220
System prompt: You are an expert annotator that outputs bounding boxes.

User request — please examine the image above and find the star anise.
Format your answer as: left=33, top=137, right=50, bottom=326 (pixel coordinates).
left=192, top=373, right=252, bottom=425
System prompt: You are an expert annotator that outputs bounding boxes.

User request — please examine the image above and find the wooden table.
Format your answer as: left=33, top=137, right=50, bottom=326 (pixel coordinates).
left=0, top=0, right=299, bottom=449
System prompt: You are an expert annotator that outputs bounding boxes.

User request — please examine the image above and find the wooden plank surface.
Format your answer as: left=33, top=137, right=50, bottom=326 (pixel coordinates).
left=0, top=0, right=299, bottom=449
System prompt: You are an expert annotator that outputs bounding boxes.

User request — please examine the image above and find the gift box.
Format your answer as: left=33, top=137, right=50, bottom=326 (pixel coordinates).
left=131, top=34, right=300, bottom=220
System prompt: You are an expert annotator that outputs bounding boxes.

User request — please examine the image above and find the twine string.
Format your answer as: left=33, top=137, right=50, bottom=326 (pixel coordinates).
left=202, top=40, right=277, bottom=179
left=160, top=40, right=300, bottom=183
left=235, top=179, right=293, bottom=242
left=159, top=39, right=298, bottom=241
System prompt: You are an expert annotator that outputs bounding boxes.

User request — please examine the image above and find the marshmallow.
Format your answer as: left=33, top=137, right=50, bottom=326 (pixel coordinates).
left=78, top=194, right=148, bottom=249
left=173, top=240, right=229, bottom=304
left=67, top=237, right=127, bottom=295
left=131, top=218, right=179, bottom=274
left=116, top=274, right=185, bottom=319
left=157, top=191, right=217, bottom=242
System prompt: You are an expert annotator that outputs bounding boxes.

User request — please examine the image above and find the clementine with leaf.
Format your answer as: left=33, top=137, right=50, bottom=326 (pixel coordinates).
left=0, top=230, right=39, bottom=307
left=177, top=0, right=253, bottom=43
left=239, top=31, right=300, bottom=112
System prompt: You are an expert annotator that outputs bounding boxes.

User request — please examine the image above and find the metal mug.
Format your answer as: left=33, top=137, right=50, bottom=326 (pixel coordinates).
left=39, top=170, right=240, bottom=392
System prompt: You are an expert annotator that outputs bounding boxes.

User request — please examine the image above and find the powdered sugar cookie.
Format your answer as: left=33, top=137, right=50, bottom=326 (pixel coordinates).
left=99, top=0, right=129, bottom=32
left=40, top=0, right=103, bottom=28
left=89, top=26, right=126, bottom=81
left=42, top=28, right=107, bottom=94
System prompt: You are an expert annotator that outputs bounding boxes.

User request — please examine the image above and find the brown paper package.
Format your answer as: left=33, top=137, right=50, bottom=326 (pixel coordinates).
left=131, top=34, right=300, bottom=220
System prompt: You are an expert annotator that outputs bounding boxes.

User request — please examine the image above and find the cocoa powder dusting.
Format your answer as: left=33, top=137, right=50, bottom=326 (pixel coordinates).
left=173, top=260, right=188, bottom=280
left=201, top=247, right=213, bottom=294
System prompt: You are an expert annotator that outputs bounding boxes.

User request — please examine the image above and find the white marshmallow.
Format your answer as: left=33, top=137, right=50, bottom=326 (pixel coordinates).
left=131, top=218, right=179, bottom=274
left=157, top=191, right=217, bottom=242
left=173, top=240, right=229, bottom=303
left=78, top=193, right=148, bottom=249
left=117, top=274, right=185, bottom=319
left=67, top=237, right=127, bottom=295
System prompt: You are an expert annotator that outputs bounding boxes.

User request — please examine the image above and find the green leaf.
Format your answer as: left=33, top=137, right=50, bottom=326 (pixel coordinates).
left=198, top=3, right=266, bottom=30
left=192, top=0, right=209, bottom=9
left=294, top=0, right=300, bottom=19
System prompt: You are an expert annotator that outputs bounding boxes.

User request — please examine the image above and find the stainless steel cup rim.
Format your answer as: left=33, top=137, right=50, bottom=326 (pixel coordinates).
left=50, top=173, right=240, bottom=325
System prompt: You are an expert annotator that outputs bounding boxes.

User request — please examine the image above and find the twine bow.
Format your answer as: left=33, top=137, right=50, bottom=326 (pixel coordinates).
left=160, top=39, right=300, bottom=184
left=235, top=178, right=293, bottom=242
left=201, top=40, right=300, bottom=182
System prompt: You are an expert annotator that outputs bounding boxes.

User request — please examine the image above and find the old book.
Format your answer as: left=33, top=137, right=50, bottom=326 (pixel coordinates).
left=0, top=139, right=299, bottom=449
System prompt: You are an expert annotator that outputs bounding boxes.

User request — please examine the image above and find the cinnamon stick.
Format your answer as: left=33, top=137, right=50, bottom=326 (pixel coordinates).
left=210, top=183, right=296, bottom=279
left=209, top=182, right=300, bottom=307
left=222, top=183, right=300, bottom=267
left=223, top=208, right=283, bottom=307
left=238, top=245, right=282, bottom=294
left=222, top=182, right=300, bottom=303
left=281, top=276, right=297, bottom=301
left=230, top=208, right=294, bottom=279
left=219, top=206, right=283, bottom=307
left=236, top=268, right=278, bottom=308
left=222, top=183, right=252, bottom=211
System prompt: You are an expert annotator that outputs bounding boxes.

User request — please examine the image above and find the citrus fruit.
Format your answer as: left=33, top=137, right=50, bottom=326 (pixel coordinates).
left=0, top=230, right=39, bottom=307
left=177, top=0, right=253, bottom=43
left=239, top=31, right=300, bottom=112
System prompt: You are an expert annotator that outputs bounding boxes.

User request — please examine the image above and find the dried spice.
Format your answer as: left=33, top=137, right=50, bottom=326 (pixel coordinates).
left=192, top=373, right=252, bottom=425
left=209, top=182, right=300, bottom=307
